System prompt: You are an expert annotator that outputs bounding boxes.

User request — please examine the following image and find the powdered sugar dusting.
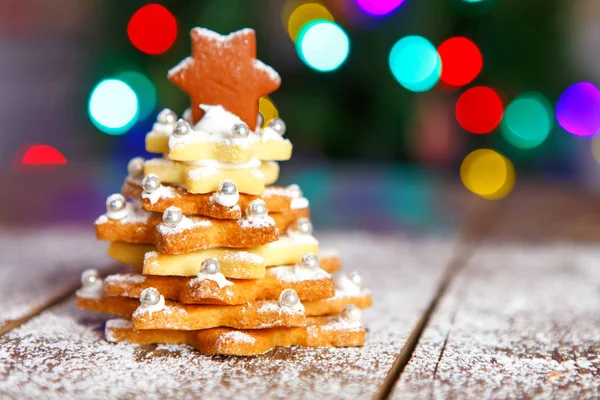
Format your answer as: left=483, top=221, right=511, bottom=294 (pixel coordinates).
left=394, top=244, right=600, bottom=399
left=215, top=331, right=256, bottom=348
left=253, top=60, right=281, bottom=84
left=157, top=215, right=211, bottom=235
left=0, top=232, right=454, bottom=398
left=142, top=185, right=175, bottom=205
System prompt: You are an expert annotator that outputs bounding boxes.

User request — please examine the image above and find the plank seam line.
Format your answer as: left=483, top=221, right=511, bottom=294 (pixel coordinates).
left=0, top=266, right=120, bottom=337
left=373, top=201, right=500, bottom=400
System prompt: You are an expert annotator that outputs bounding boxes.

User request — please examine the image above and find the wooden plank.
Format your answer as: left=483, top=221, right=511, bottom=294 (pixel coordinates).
left=392, top=243, right=600, bottom=398
left=0, top=233, right=455, bottom=399
left=0, top=229, right=110, bottom=334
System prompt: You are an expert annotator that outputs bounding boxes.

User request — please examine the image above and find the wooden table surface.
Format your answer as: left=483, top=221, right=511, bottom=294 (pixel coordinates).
left=1, top=186, right=600, bottom=399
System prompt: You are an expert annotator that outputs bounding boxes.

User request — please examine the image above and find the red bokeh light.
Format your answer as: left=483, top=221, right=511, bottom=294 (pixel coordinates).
left=22, top=145, right=67, bottom=165
left=438, top=37, right=483, bottom=87
left=456, top=86, right=504, bottom=134
left=127, top=4, right=177, bottom=55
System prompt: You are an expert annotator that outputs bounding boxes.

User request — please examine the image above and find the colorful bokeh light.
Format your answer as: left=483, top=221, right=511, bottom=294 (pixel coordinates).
left=88, top=79, right=139, bottom=135
left=438, top=37, right=482, bottom=87
left=116, top=71, right=157, bottom=120
left=460, top=149, right=514, bottom=200
left=456, top=86, right=503, bottom=134
left=287, top=3, right=334, bottom=41
left=501, top=92, right=553, bottom=149
left=127, top=4, right=177, bottom=55
left=296, top=21, right=350, bottom=72
left=556, top=82, right=600, bottom=137
left=22, top=145, right=67, bottom=165
left=389, top=36, right=441, bottom=92
left=259, top=97, right=279, bottom=127
left=355, top=0, right=406, bottom=16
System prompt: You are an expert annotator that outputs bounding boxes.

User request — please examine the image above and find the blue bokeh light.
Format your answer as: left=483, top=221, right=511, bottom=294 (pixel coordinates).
left=389, top=36, right=441, bottom=92
left=296, top=21, right=350, bottom=72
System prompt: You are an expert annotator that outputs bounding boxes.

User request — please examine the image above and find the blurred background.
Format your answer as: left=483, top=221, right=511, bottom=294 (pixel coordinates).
left=2, top=0, right=600, bottom=233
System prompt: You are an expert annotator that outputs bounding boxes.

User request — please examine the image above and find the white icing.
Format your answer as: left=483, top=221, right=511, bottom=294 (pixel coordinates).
left=183, top=158, right=261, bottom=170
left=188, top=166, right=219, bottom=180
left=323, top=317, right=363, bottom=331
left=152, top=122, right=175, bottom=135
left=290, top=197, right=309, bottom=210
left=258, top=300, right=304, bottom=314
left=141, top=185, right=176, bottom=205
left=76, top=280, right=104, bottom=299
left=335, top=275, right=363, bottom=296
left=95, top=203, right=151, bottom=225
left=157, top=215, right=211, bottom=235
left=240, top=215, right=275, bottom=228
left=137, top=294, right=165, bottom=314
left=211, top=191, right=239, bottom=207
left=194, top=272, right=233, bottom=289
left=105, top=274, right=146, bottom=285
left=268, top=265, right=330, bottom=282
left=261, top=126, right=283, bottom=142
left=195, top=105, right=243, bottom=136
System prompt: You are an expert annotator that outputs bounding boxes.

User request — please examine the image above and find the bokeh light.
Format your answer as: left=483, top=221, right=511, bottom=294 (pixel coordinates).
left=355, top=0, right=406, bottom=16
left=22, top=145, right=67, bottom=165
left=116, top=71, right=157, bottom=120
left=456, top=86, right=503, bottom=134
left=259, top=97, right=279, bottom=127
left=88, top=79, right=139, bottom=135
left=389, top=36, right=441, bottom=92
left=501, top=92, right=553, bottom=149
left=556, top=82, right=600, bottom=137
left=296, top=21, right=350, bottom=72
left=287, top=3, right=334, bottom=41
left=127, top=4, right=177, bottom=55
left=438, top=37, right=482, bottom=87
left=460, top=149, right=515, bottom=200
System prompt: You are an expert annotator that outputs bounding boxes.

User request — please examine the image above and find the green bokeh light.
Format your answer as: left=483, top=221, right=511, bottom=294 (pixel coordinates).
left=116, top=71, right=157, bottom=120
left=501, top=92, right=553, bottom=149
left=389, top=36, right=440, bottom=93
left=88, top=79, right=139, bottom=135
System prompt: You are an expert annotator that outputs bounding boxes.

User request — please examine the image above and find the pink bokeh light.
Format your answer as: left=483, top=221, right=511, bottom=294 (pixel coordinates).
left=355, top=0, right=406, bottom=16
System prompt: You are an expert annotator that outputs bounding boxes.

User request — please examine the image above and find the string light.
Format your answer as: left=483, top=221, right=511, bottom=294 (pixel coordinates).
left=88, top=79, right=139, bottom=135
left=127, top=4, right=177, bottom=55
left=259, top=97, right=279, bottom=127
left=296, top=21, right=350, bottom=72
left=389, top=36, right=441, bottom=92
left=116, top=71, right=157, bottom=120
left=460, top=149, right=514, bottom=200
left=438, top=37, right=482, bottom=87
left=287, top=3, right=334, bottom=42
left=21, top=145, right=67, bottom=165
left=556, top=82, right=600, bottom=137
left=355, top=0, right=406, bottom=16
left=501, top=92, right=552, bottom=149
left=456, top=86, right=503, bottom=134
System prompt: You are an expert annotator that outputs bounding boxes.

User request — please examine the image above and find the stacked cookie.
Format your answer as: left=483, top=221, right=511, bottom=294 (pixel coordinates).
left=77, top=27, right=372, bottom=356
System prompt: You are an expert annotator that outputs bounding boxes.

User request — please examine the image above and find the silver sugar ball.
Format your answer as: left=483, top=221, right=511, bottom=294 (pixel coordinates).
left=256, top=113, right=265, bottom=128
left=106, top=193, right=126, bottom=214
left=219, top=179, right=237, bottom=196
left=81, top=269, right=99, bottom=287
left=173, top=119, right=192, bottom=137
left=268, top=118, right=286, bottom=136
left=247, top=199, right=268, bottom=218
left=127, top=157, right=145, bottom=178
left=157, top=108, right=177, bottom=124
left=231, top=122, right=250, bottom=138
left=140, top=287, right=161, bottom=307
left=300, top=253, right=319, bottom=270
left=295, top=218, right=313, bottom=235
left=279, top=289, right=300, bottom=308
left=347, top=271, right=363, bottom=289
left=183, top=108, right=192, bottom=122
left=142, top=174, right=161, bottom=193
left=287, top=184, right=303, bottom=199
left=201, top=258, right=220, bottom=275
left=341, top=304, right=362, bottom=324
left=162, top=206, right=183, bottom=227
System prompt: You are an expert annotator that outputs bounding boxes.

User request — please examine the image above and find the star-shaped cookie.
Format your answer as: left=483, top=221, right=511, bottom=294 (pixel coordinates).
left=168, top=28, right=281, bottom=130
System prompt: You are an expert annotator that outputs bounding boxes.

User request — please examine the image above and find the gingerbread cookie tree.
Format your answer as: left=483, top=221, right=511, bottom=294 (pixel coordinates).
left=78, top=27, right=372, bottom=356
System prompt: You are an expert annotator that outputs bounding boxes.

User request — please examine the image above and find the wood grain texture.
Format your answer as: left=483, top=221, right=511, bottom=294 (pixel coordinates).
left=0, top=232, right=455, bottom=399
left=393, top=244, right=600, bottom=399
left=0, top=229, right=110, bottom=333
